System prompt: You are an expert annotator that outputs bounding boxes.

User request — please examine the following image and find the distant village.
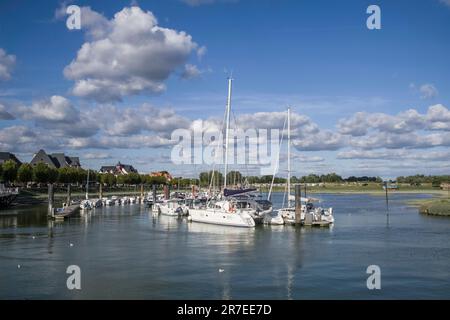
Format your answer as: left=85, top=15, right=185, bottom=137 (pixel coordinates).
left=0, top=149, right=174, bottom=187
left=1, top=149, right=450, bottom=191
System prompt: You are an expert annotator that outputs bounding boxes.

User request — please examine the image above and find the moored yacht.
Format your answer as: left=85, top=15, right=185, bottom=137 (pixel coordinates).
left=156, top=199, right=184, bottom=216
left=189, top=199, right=256, bottom=227
left=187, top=78, right=257, bottom=228
left=274, top=107, right=334, bottom=226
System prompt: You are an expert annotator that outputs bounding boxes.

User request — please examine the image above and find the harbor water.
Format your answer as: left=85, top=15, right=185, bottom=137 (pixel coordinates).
left=1, top=192, right=450, bottom=299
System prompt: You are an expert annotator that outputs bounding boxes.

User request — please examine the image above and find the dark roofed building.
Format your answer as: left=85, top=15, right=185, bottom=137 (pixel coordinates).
left=30, top=149, right=81, bottom=169
left=100, top=162, right=137, bottom=175
left=0, top=152, right=22, bottom=166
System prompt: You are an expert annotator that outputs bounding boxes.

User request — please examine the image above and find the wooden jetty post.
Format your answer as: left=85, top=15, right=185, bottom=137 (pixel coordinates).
left=384, top=181, right=389, bottom=225
left=163, top=185, right=169, bottom=200
left=295, top=184, right=302, bottom=225
left=151, top=184, right=157, bottom=211
left=99, top=183, right=103, bottom=199
left=66, top=184, right=71, bottom=206
left=48, top=183, right=54, bottom=218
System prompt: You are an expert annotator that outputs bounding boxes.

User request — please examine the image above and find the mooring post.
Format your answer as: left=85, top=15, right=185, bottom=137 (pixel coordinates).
left=384, top=181, right=389, bottom=226
left=48, top=183, right=54, bottom=218
left=152, top=184, right=157, bottom=205
left=99, top=183, right=103, bottom=199
left=163, top=185, right=169, bottom=200
left=66, top=184, right=71, bottom=206
left=140, top=183, right=144, bottom=203
left=295, top=184, right=301, bottom=225
left=304, top=183, right=307, bottom=198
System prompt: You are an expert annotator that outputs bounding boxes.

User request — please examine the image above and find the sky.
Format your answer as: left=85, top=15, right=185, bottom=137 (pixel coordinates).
left=0, top=0, right=449, bottom=179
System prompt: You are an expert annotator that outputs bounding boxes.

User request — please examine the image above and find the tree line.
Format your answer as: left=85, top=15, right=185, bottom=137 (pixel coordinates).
left=195, top=171, right=383, bottom=186
left=397, top=175, right=450, bottom=186
left=3, top=160, right=447, bottom=189
left=0, top=160, right=167, bottom=186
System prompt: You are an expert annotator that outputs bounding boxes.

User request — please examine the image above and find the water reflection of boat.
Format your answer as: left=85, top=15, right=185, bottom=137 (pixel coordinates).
left=186, top=216, right=256, bottom=238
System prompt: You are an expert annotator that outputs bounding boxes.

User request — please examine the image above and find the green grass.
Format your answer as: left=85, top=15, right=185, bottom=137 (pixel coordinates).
left=418, top=199, right=450, bottom=216
left=264, top=183, right=446, bottom=195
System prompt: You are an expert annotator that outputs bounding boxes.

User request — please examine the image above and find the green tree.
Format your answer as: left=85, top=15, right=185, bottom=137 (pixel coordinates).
left=1, top=160, right=18, bottom=183
left=17, top=163, right=33, bottom=184
left=128, top=173, right=141, bottom=185
left=33, top=163, right=51, bottom=184
left=48, top=167, right=58, bottom=183
left=199, top=171, right=223, bottom=187
left=147, top=175, right=166, bottom=185
left=58, top=167, right=71, bottom=184
left=0, top=164, right=3, bottom=182
left=116, top=175, right=126, bottom=185
left=100, top=173, right=116, bottom=186
left=226, top=171, right=243, bottom=185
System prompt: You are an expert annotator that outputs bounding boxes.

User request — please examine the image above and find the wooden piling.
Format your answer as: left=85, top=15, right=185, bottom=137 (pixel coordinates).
left=140, top=184, right=144, bottom=202
left=48, top=183, right=54, bottom=218
left=66, top=184, right=71, bottom=206
left=295, top=184, right=301, bottom=225
left=99, top=183, right=103, bottom=199
left=163, top=185, right=169, bottom=200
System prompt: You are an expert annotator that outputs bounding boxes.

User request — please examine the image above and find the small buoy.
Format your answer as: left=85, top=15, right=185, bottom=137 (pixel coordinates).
left=219, top=269, right=224, bottom=273
left=187, top=216, right=192, bottom=222
left=17, top=264, right=21, bottom=269
left=69, top=243, right=74, bottom=247
left=32, top=236, right=35, bottom=239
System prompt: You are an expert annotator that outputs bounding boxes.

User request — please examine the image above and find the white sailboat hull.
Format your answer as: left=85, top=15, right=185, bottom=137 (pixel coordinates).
left=263, top=211, right=285, bottom=225
left=189, top=208, right=255, bottom=228
left=159, top=205, right=180, bottom=216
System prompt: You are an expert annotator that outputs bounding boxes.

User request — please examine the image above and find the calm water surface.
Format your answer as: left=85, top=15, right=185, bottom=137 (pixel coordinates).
left=1, top=192, right=449, bottom=299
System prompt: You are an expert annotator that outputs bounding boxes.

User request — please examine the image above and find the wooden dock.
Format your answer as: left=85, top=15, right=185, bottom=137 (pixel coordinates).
left=0, top=187, right=19, bottom=209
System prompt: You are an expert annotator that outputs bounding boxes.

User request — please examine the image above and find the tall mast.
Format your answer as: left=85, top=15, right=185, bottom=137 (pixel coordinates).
left=287, top=107, right=291, bottom=207
left=224, top=77, right=232, bottom=190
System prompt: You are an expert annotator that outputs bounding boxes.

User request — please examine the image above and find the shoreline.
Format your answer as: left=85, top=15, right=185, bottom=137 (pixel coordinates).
left=2, top=187, right=446, bottom=210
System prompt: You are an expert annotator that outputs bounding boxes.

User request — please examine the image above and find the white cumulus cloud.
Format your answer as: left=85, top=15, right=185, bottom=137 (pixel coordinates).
left=64, top=6, right=201, bottom=102
left=0, top=48, right=16, bottom=81
left=419, top=83, right=438, bottom=99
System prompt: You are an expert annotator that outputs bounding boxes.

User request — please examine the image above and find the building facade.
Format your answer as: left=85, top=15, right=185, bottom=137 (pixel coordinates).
left=100, top=162, right=138, bottom=175
left=0, top=152, right=22, bottom=166
left=30, top=149, right=81, bottom=169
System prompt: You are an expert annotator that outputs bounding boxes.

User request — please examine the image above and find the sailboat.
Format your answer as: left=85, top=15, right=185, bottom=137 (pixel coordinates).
left=188, top=78, right=256, bottom=228
left=80, top=169, right=102, bottom=210
left=276, top=107, right=334, bottom=226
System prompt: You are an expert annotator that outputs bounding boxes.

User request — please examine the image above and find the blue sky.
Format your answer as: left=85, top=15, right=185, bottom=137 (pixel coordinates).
left=0, top=0, right=449, bottom=178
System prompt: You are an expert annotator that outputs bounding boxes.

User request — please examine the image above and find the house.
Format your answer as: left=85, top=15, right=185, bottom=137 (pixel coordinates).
left=0, top=152, right=22, bottom=166
left=100, top=162, right=138, bottom=175
left=150, top=171, right=173, bottom=182
left=440, top=183, right=450, bottom=190
left=30, top=149, right=81, bottom=169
